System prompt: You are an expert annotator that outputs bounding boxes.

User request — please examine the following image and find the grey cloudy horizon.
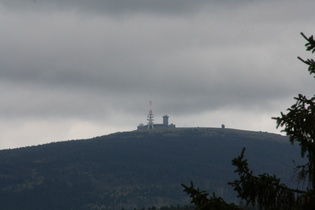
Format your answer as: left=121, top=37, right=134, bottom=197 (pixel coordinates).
left=0, top=0, right=314, bottom=149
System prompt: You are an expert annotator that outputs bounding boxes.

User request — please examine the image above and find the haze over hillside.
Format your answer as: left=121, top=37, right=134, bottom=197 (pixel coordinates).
left=0, top=127, right=304, bottom=210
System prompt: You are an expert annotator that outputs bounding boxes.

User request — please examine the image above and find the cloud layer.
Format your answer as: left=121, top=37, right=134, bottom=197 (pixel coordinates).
left=0, top=0, right=314, bottom=148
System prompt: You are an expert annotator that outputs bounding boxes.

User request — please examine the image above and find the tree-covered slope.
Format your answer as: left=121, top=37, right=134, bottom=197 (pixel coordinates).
left=0, top=128, right=303, bottom=209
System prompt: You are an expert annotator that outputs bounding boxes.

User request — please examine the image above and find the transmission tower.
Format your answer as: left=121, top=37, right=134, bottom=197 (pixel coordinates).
left=147, top=100, right=154, bottom=129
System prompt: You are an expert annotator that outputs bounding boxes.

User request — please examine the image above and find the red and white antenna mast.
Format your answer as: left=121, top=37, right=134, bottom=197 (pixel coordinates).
left=147, top=100, right=154, bottom=129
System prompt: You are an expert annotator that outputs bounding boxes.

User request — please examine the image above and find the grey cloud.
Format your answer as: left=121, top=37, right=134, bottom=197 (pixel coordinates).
left=1, top=0, right=248, bottom=16
left=0, top=0, right=315, bottom=148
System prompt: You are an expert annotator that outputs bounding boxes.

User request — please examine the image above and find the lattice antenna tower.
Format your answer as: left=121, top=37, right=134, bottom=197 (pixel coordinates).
left=147, top=100, right=154, bottom=129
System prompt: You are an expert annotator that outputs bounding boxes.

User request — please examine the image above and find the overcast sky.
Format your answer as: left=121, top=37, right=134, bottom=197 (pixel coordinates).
left=0, top=0, right=314, bottom=149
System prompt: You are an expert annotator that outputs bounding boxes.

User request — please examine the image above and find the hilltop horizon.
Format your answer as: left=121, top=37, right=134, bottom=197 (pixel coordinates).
left=1, top=126, right=286, bottom=151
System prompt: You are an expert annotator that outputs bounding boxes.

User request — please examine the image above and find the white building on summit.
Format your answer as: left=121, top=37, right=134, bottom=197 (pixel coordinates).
left=137, top=114, right=176, bottom=130
left=137, top=101, right=175, bottom=130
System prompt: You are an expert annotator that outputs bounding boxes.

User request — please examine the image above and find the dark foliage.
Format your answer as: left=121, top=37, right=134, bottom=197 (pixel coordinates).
left=273, top=32, right=315, bottom=208
left=297, top=32, right=315, bottom=75
left=182, top=182, right=241, bottom=210
left=229, top=148, right=304, bottom=210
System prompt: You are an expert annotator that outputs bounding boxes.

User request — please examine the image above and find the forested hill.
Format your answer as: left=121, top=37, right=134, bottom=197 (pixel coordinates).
left=0, top=128, right=303, bottom=210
